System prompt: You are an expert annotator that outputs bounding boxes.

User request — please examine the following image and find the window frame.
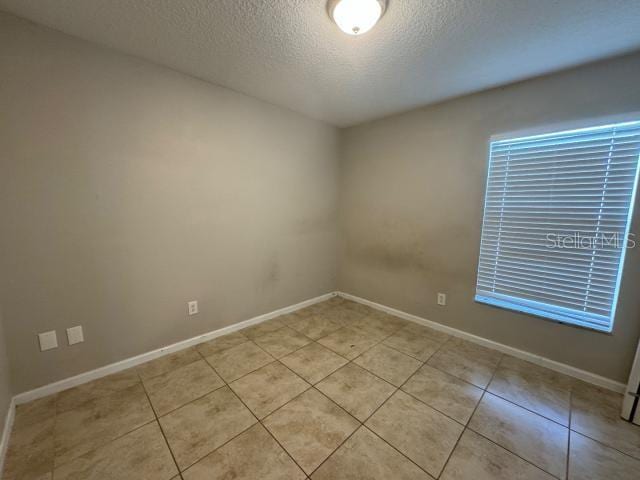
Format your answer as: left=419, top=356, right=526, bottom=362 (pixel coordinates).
left=475, top=112, right=640, bottom=333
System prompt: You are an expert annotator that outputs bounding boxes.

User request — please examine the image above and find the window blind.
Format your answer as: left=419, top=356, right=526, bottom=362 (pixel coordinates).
left=475, top=120, right=640, bottom=332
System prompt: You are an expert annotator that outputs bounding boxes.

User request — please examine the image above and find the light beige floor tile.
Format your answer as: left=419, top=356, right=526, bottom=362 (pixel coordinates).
left=136, top=347, right=202, bottom=381
left=294, top=305, right=320, bottom=318
left=350, top=316, right=403, bottom=340
left=280, top=342, right=348, bottom=384
left=316, top=363, right=395, bottom=421
left=488, top=356, right=571, bottom=425
left=402, top=364, right=483, bottom=424
left=369, top=310, right=410, bottom=327
left=242, top=318, right=286, bottom=339
left=441, top=429, right=555, bottom=480
left=56, top=368, right=141, bottom=413
left=371, top=314, right=410, bottom=335
left=3, top=418, right=54, bottom=480
left=303, top=301, right=334, bottom=315
left=53, top=422, right=177, bottom=480
left=402, top=323, right=450, bottom=344
left=317, top=327, right=380, bottom=360
left=182, top=423, right=305, bottom=480
left=366, top=390, right=463, bottom=477
left=54, top=383, right=155, bottom=466
left=383, top=327, right=443, bottom=361
left=354, top=343, right=422, bottom=387
left=343, top=302, right=376, bottom=316
left=159, top=386, right=257, bottom=470
left=263, top=388, right=359, bottom=474
left=427, top=337, right=502, bottom=388
left=568, top=431, right=640, bottom=480
left=144, top=360, right=224, bottom=416
left=253, top=326, right=312, bottom=358
left=204, top=340, right=274, bottom=382
left=311, top=426, right=433, bottom=480
left=277, top=311, right=304, bottom=327
left=195, top=331, right=248, bottom=357
left=13, top=395, right=56, bottom=429
left=289, top=315, right=342, bottom=340
left=571, top=381, right=640, bottom=459
left=321, top=307, right=365, bottom=327
left=469, top=393, right=568, bottom=478
left=229, top=362, right=310, bottom=419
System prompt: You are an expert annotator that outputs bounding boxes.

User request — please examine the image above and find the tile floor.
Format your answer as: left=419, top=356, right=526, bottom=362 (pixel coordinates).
left=4, top=297, right=640, bottom=479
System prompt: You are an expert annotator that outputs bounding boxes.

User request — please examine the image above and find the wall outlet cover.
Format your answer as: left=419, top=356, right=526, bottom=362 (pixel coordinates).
left=66, top=326, right=84, bottom=345
left=38, top=331, right=58, bottom=351
left=188, top=300, right=199, bottom=315
left=437, top=293, right=447, bottom=306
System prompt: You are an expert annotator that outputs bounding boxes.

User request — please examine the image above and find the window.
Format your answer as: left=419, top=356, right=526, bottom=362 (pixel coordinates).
left=476, top=118, right=640, bottom=332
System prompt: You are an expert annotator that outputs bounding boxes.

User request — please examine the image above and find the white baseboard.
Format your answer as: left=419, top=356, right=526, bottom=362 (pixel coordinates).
left=4, top=287, right=623, bottom=476
left=13, top=292, right=336, bottom=405
left=9, top=288, right=625, bottom=407
left=338, top=291, right=626, bottom=393
left=0, top=398, right=15, bottom=476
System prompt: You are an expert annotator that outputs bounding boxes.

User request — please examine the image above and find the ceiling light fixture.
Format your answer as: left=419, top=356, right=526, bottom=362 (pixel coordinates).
left=328, top=0, right=387, bottom=36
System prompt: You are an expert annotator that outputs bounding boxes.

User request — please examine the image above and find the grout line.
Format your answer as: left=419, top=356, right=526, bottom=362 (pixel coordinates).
left=458, top=359, right=571, bottom=480
left=52, top=416, right=159, bottom=471
left=170, top=364, right=262, bottom=474
left=153, top=383, right=227, bottom=420
left=483, top=389, right=571, bottom=428
left=365, top=425, right=439, bottom=478
left=138, top=371, right=182, bottom=477
left=567, top=427, right=640, bottom=462
left=303, top=419, right=364, bottom=477
left=407, top=342, right=577, bottom=431
left=352, top=336, right=457, bottom=479
left=210, top=361, right=311, bottom=477
left=465, top=427, right=564, bottom=479
left=437, top=354, right=503, bottom=478
left=303, top=321, right=447, bottom=478
left=176, top=414, right=257, bottom=473
left=50, top=382, right=159, bottom=472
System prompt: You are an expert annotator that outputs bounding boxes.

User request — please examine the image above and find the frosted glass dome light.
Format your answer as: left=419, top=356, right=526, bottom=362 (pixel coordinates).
left=329, top=0, right=386, bottom=36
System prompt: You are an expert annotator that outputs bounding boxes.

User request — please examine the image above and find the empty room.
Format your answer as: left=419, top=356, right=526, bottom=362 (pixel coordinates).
left=2, top=0, right=640, bottom=479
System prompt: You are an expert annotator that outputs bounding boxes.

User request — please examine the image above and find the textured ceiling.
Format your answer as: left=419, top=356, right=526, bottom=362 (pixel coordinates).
left=2, top=0, right=640, bottom=126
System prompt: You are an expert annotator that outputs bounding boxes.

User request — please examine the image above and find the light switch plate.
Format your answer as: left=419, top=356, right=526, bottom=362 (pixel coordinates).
left=38, top=331, right=58, bottom=351
left=66, top=326, right=84, bottom=345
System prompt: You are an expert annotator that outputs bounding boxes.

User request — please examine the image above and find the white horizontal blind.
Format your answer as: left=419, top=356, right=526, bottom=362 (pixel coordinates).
left=476, top=120, right=640, bottom=332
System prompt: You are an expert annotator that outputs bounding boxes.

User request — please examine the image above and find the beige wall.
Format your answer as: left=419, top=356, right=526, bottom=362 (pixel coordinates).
left=339, top=53, right=640, bottom=383
left=0, top=306, right=12, bottom=432
left=0, top=13, right=340, bottom=393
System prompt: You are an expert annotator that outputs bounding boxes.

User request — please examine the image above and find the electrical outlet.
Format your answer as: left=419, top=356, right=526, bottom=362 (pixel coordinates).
left=38, top=331, right=58, bottom=351
left=66, top=326, right=84, bottom=345
left=188, top=300, right=199, bottom=315
left=437, top=293, right=447, bottom=306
